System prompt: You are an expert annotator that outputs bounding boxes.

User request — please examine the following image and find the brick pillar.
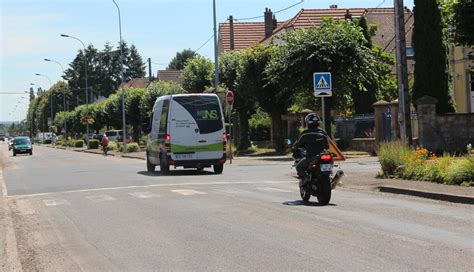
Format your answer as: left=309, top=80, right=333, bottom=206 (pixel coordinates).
left=373, top=100, right=390, bottom=143
left=390, top=99, right=400, bottom=140
left=415, top=96, right=438, bottom=149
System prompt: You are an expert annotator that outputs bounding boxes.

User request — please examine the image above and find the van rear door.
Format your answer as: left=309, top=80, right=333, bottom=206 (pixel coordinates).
left=169, top=97, right=199, bottom=161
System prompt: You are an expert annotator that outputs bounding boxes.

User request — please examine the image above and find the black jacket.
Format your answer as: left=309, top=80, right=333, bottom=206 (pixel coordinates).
left=294, top=127, right=329, bottom=158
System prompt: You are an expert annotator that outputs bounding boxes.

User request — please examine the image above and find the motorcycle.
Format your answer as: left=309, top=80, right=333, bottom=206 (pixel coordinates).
left=293, top=148, right=344, bottom=205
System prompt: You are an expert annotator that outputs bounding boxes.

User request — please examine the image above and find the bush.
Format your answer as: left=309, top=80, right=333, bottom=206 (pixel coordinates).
left=444, top=157, right=474, bottom=185
left=74, top=140, right=84, bottom=148
left=56, top=140, right=64, bottom=147
left=139, top=134, right=148, bottom=146
left=108, top=141, right=118, bottom=151
left=378, top=141, right=410, bottom=176
left=88, top=139, right=100, bottom=149
left=119, top=142, right=139, bottom=153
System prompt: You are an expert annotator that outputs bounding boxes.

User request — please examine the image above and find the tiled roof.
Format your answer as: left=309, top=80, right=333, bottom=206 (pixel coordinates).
left=262, top=8, right=405, bottom=42
left=123, top=78, right=151, bottom=89
left=218, top=21, right=286, bottom=53
left=157, top=70, right=183, bottom=84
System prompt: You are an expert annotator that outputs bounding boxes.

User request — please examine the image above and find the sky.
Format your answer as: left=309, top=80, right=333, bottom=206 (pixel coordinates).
left=0, top=0, right=414, bottom=122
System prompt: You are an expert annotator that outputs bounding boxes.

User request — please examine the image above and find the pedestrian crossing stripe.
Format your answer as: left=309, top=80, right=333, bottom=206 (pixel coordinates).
left=317, top=76, right=329, bottom=89
left=328, top=137, right=346, bottom=161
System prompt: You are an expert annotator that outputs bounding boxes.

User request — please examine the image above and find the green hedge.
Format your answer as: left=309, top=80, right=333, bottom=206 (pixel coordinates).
left=119, top=142, right=139, bottom=153
left=88, top=139, right=100, bottom=149
left=108, top=141, right=118, bottom=151
left=74, top=140, right=84, bottom=148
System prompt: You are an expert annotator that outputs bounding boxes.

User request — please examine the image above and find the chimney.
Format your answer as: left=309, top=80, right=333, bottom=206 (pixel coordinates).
left=330, top=4, right=338, bottom=9
left=264, top=8, right=274, bottom=38
left=344, top=9, right=352, bottom=20
left=272, top=15, right=277, bottom=30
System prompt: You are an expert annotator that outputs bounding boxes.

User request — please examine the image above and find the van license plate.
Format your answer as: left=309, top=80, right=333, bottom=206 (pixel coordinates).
left=320, top=164, right=333, bottom=172
left=175, top=154, right=193, bottom=159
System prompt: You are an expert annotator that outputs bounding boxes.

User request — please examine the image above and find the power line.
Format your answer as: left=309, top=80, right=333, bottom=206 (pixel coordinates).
left=194, top=34, right=215, bottom=53
left=376, top=0, right=387, bottom=8
left=235, top=0, right=304, bottom=21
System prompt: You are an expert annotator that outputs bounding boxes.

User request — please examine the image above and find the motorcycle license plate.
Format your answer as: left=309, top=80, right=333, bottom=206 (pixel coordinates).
left=320, top=164, right=333, bottom=172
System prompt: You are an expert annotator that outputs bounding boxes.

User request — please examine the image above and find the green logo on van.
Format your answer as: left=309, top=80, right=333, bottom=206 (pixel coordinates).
left=171, top=142, right=223, bottom=153
left=197, top=109, right=219, bottom=120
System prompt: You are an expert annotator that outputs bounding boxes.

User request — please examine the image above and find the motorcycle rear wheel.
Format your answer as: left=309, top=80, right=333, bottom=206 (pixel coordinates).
left=316, top=176, right=332, bottom=205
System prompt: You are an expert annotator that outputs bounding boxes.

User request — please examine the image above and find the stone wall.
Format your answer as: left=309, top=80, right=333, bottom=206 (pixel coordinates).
left=417, top=96, right=474, bottom=153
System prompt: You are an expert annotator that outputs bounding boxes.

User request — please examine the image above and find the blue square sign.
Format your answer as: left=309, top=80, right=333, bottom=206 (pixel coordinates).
left=314, top=72, right=332, bottom=97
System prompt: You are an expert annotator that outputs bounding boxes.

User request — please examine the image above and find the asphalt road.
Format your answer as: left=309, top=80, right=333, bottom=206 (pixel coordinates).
left=1, top=143, right=473, bottom=271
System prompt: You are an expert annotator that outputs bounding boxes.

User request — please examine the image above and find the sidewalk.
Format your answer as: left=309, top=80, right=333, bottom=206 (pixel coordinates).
left=45, top=144, right=473, bottom=204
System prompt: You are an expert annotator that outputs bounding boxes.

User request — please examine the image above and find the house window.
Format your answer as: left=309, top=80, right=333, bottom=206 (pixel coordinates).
left=406, top=47, right=414, bottom=59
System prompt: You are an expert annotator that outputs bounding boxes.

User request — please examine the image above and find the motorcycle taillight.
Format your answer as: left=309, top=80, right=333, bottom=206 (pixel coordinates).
left=320, top=154, right=332, bottom=161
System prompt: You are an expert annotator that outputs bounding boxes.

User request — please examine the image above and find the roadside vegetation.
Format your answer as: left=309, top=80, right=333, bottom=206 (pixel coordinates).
left=377, top=141, right=474, bottom=186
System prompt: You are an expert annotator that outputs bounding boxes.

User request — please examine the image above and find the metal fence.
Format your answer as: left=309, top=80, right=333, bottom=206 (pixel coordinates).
left=334, top=114, right=375, bottom=139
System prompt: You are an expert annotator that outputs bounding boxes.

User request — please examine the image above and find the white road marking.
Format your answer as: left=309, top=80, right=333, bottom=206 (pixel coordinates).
left=11, top=180, right=292, bottom=198
left=171, top=189, right=207, bottom=196
left=128, top=192, right=160, bottom=199
left=43, top=199, right=70, bottom=207
left=257, top=187, right=293, bottom=193
left=86, top=195, right=116, bottom=202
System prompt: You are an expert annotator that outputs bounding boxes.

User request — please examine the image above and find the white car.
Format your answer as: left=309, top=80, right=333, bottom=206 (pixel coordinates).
left=104, top=130, right=123, bottom=142
left=8, top=138, right=14, bottom=150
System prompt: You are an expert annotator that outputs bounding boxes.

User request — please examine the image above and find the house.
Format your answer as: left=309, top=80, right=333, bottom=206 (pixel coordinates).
left=123, top=78, right=152, bottom=89
left=218, top=6, right=414, bottom=65
left=157, top=70, right=183, bottom=84
left=451, top=46, right=474, bottom=113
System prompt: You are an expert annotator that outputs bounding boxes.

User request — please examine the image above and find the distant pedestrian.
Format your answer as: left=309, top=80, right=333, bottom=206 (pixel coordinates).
left=101, top=134, right=109, bottom=156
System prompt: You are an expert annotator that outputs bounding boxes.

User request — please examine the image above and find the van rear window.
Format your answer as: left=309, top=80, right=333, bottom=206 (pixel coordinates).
left=173, top=96, right=223, bottom=134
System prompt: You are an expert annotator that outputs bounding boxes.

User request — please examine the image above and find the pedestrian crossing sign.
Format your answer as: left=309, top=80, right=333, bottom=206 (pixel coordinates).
left=314, top=72, right=332, bottom=97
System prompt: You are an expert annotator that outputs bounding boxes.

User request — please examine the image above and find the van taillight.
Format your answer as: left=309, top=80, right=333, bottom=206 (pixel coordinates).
left=165, top=134, right=171, bottom=152
left=222, top=132, right=227, bottom=142
left=320, top=154, right=332, bottom=161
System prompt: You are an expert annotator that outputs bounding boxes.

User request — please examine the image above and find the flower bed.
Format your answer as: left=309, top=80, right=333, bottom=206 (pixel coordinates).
left=378, top=141, right=473, bottom=186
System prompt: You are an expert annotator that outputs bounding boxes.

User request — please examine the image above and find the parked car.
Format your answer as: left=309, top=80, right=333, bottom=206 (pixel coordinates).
left=8, top=138, right=14, bottom=150
left=0, top=133, right=5, bottom=141
left=105, top=130, right=123, bottom=142
left=92, top=134, right=104, bottom=142
left=145, top=93, right=226, bottom=174
left=12, top=136, right=33, bottom=156
left=34, top=132, right=57, bottom=144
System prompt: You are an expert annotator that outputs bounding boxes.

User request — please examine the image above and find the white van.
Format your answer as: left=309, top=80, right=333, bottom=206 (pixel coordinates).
left=105, top=130, right=123, bottom=142
left=146, top=94, right=227, bottom=174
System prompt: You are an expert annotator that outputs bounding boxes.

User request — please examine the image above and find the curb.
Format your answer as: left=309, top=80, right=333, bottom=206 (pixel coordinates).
left=121, top=154, right=145, bottom=160
left=377, top=186, right=474, bottom=205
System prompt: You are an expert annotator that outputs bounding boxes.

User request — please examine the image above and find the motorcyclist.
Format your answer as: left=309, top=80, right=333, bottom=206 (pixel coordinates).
left=293, top=113, right=329, bottom=179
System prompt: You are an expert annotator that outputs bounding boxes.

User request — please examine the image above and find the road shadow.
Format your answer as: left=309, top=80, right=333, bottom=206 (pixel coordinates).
left=137, top=170, right=216, bottom=177
left=282, top=200, right=337, bottom=207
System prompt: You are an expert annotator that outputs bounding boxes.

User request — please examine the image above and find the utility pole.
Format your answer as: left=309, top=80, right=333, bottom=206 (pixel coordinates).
left=394, top=0, right=412, bottom=145
left=213, top=0, right=219, bottom=87
left=148, top=58, right=152, bottom=80
left=229, top=15, right=235, bottom=50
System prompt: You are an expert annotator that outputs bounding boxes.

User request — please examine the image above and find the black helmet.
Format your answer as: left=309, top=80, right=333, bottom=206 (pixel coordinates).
left=304, top=113, right=320, bottom=126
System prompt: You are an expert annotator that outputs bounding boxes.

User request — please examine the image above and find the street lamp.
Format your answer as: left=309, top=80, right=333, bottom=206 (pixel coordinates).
left=61, top=33, right=90, bottom=145
left=112, top=0, right=127, bottom=150
left=45, top=58, right=68, bottom=141
left=35, top=73, right=53, bottom=133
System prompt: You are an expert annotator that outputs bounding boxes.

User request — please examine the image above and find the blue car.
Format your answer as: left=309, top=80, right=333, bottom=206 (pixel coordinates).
left=12, top=136, right=33, bottom=156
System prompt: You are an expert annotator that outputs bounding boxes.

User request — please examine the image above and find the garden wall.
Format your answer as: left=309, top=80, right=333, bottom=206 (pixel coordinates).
left=417, top=96, right=474, bottom=153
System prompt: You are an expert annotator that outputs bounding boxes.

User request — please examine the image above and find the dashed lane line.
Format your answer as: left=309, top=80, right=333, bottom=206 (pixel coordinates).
left=42, top=199, right=70, bottom=207
left=8, top=180, right=291, bottom=198
left=171, top=189, right=207, bottom=196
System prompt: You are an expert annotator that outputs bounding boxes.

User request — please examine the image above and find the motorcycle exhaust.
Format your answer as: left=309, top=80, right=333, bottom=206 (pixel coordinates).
left=331, top=170, right=344, bottom=189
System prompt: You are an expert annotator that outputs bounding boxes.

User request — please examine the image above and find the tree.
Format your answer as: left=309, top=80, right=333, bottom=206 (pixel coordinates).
left=128, top=44, right=147, bottom=79
left=181, top=56, right=214, bottom=92
left=63, top=41, right=146, bottom=103
left=125, top=88, right=146, bottom=140
left=453, top=0, right=474, bottom=46
left=140, top=81, right=185, bottom=121
left=266, top=19, right=388, bottom=135
left=219, top=50, right=256, bottom=150
left=413, top=0, right=455, bottom=113
left=167, top=49, right=197, bottom=70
